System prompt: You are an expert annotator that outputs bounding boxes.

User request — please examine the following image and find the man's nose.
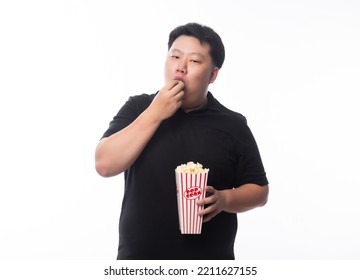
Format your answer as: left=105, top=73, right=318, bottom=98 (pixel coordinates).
left=176, top=59, right=187, bottom=74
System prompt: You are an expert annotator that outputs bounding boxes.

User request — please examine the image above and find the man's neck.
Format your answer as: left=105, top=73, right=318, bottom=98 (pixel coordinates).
left=183, top=97, right=208, bottom=113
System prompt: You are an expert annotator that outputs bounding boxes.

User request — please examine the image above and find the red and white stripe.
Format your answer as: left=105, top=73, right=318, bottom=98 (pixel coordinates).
left=175, top=171, right=208, bottom=234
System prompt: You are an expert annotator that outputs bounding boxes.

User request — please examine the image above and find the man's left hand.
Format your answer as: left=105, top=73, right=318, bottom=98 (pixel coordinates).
left=197, top=186, right=225, bottom=223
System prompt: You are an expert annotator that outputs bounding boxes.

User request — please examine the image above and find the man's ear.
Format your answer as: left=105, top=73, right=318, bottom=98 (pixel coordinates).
left=209, top=67, right=219, bottom=84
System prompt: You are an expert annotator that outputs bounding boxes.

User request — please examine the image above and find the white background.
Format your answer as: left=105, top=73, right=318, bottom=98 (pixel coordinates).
left=1, top=0, right=359, bottom=260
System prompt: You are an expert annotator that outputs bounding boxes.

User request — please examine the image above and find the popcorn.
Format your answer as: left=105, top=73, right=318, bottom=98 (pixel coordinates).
left=175, top=161, right=209, bottom=174
left=175, top=161, right=209, bottom=234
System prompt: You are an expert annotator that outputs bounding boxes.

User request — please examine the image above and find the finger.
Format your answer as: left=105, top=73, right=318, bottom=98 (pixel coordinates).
left=165, top=80, right=180, bottom=90
left=198, top=203, right=216, bottom=216
left=196, top=198, right=205, bottom=207
left=197, top=186, right=215, bottom=206
left=201, top=194, right=218, bottom=208
left=197, top=188, right=216, bottom=206
left=203, top=211, right=219, bottom=223
left=203, top=214, right=214, bottom=223
left=173, top=79, right=184, bottom=88
left=204, top=186, right=215, bottom=197
left=173, top=90, right=185, bottom=101
left=202, top=209, right=221, bottom=223
left=169, top=82, right=185, bottom=96
left=167, top=80, right=184, bottom=92
left=197, top=195, right=212, bottom=206
left=174, top=99, right=182, bottom=110
left=205, top=186, right=215, bottom=193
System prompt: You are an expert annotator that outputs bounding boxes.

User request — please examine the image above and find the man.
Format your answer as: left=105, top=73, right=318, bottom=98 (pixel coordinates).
left=95, top=23, right=269, bottom=259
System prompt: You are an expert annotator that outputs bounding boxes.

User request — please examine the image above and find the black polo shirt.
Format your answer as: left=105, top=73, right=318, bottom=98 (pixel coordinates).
left=102, top=92, right=268, bottom=260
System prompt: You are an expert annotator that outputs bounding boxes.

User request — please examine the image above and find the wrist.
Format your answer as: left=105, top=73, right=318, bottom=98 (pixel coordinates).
left=221, top=189, right=233, bottom=213
left=144, top=105, right=163, bottom=125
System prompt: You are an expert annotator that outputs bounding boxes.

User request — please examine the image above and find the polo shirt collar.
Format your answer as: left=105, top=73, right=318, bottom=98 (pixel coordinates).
left=205, top=92, right=222, bottom=112
left=174, top=91, right=222, bottom=114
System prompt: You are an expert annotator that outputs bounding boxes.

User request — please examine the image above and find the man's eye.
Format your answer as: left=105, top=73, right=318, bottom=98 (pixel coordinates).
left=190, top=59, right=200, bottom=63
left=171, top=55, right=180, bottom=59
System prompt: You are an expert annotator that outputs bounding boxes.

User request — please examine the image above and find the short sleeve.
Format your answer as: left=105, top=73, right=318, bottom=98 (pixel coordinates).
left=101, top=94, right=153, bottom=139
left=234, top=123, right=268, bottom=187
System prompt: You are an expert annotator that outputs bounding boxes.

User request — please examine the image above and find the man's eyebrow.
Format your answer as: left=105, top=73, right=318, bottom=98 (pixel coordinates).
left=170, top=48, right=206, bottom=58
left=170, top=48, right=182, bottom=53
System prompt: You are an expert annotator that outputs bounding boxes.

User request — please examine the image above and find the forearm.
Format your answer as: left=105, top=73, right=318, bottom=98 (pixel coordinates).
left=222, top=184, right=269, bottom=213
left=95, top=108, right=161, bottom=177
left=95, top=81, right=185, bottom=177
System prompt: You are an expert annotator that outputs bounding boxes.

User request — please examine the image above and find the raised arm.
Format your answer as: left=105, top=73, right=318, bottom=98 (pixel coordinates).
left=95, top=81, right=184, bottom=177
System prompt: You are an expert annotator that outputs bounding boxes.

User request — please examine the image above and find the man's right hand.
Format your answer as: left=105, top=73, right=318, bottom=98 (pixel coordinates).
left=147, top=80, right=185, bottom=121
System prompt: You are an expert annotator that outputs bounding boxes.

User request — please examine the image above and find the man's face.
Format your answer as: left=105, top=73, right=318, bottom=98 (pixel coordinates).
left=165, top=35, right=219, bottom=110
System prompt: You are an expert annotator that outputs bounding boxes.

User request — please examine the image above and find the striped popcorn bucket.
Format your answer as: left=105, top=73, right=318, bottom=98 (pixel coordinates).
left=175, top=170, right=208, bottom=234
